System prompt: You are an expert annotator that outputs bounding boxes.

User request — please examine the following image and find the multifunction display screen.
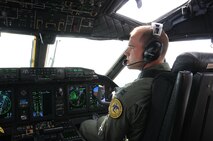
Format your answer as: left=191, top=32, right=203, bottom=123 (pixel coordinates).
left=68, top=85, right=87, bottom=111
left=32, top=90, right=53, bottom=118
left=0, top=90, right=13, bottom=120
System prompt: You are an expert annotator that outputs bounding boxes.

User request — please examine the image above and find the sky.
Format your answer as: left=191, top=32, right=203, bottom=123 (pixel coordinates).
left=117, top=0, right=188, bottom=23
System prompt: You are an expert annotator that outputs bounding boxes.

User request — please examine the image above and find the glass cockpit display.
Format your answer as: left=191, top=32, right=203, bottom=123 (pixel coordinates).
left=0, top=90, right=12, bottom=120
left=89, top=85, right=106, bottom=109
left=32, top=90, right=53, bottom=118
left=68, top=85, right=86, bottom=111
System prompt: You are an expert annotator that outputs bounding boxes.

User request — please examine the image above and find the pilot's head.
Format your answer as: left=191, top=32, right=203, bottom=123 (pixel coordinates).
left=124, top=24, right=169, bottom=70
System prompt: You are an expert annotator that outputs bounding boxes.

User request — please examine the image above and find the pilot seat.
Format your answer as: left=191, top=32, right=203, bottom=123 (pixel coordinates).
left=141, top=52, right=213, bottom=141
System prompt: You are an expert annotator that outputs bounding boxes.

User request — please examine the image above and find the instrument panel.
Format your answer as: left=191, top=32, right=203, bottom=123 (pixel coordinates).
left=0, top=67, right=117, bottom=141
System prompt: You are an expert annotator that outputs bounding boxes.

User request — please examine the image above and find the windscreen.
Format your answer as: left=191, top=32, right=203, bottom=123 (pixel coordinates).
left=0, top=32, right=34, bottom=68
left=45, top=37, right=127, bottom=75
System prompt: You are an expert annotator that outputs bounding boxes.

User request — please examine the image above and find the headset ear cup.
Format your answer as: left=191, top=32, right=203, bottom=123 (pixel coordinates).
left=143, top=40, right=162, bottom=62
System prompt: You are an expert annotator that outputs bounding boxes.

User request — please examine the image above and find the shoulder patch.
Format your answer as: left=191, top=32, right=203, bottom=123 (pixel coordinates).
left=0, top=127, right=4, bottom=134
left=109, top=98, right=123, bottom=118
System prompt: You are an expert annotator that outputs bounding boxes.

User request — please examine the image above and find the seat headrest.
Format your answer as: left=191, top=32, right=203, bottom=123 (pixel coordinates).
left=172, top=52, right=213, bottom=73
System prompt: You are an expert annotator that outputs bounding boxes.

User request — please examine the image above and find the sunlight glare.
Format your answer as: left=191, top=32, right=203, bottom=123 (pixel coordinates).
left=117, top=0, right=188, bottom=23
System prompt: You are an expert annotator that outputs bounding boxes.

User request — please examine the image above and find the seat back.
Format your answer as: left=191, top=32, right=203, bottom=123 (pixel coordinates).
left=183, top=73, right=213, bottom=141
left=172, top=52, right=213, bottom=141
left=160, top=71, right=192, bottom=141
left=142, top=70, right=193, bottom=141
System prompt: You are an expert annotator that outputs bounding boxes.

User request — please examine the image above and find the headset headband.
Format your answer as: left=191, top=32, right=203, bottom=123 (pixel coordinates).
left=151, top=22, right=163, bottom=37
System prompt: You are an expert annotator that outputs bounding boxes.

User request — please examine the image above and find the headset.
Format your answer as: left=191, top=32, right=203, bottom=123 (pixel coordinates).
left=123, top=22, right=164, bottom=67
left=143, top=22, right=164, bottom=62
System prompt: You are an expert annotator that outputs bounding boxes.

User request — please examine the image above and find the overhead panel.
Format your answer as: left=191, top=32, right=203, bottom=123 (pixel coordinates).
left=0, top=0, right=105, bottom=34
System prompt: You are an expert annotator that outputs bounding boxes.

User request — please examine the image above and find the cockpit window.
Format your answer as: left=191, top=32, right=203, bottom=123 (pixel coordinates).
left=117, top=0, right=188, bottom=23
left=45, top=37, right=127, bottom=75
left=0, top=32, right=34, bottom=68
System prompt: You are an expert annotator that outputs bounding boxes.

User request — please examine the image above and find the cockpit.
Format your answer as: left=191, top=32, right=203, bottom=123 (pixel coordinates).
left=0, top=0, right=213, bottom=140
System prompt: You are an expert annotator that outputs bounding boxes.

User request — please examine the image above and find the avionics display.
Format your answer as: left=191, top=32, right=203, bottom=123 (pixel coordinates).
left=68, top=85, right=86, bottom=111
left=0, top=90, right=13, bottom=120
left=89, top=85, right=106, bottom=109
left=32, top=90, right=53, bottom=118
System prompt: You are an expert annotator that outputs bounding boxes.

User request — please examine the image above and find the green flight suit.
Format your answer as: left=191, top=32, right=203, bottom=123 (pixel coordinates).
left=80, top=63, right=171, bottom=141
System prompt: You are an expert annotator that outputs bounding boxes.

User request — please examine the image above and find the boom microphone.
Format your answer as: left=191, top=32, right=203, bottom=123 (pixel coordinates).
left=122, top=59, right=145, bottom=66
left=122, top=59, right=128, bottom=66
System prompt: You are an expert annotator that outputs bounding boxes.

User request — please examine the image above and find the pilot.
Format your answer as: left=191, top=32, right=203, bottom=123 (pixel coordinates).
left=79, top=23, right=170, bottom=141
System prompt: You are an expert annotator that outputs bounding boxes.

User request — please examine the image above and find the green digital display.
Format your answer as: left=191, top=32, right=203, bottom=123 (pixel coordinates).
left=68, top=85, right=86, bottom=111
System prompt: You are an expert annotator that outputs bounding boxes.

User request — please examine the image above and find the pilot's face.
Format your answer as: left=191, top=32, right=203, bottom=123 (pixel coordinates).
left=124, top=33, right=145, bottom=70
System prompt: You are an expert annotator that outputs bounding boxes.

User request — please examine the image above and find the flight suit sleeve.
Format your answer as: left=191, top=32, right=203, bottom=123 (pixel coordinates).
left=126, top=102, right=150, bottom=140
left=98, top=79, right=152, bottom=141
left=98, top=103, right=149, bottom=141
left=100, top=105, right=129, bottom=141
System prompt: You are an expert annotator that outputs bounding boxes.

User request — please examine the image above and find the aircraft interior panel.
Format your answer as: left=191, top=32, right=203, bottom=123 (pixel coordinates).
left=0, top=0, right=100, bottom=34
left=0, top=67, right=117, bottom=141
